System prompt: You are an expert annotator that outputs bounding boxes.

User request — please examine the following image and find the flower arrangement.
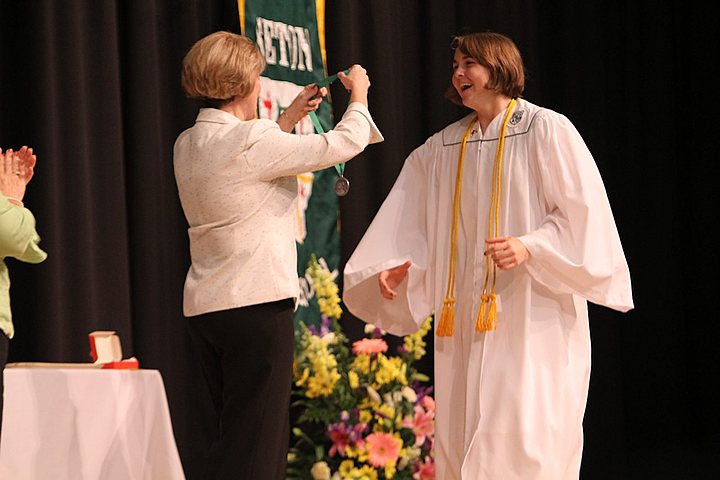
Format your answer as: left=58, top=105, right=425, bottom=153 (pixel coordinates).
left=288, top=255, right=435, bottom=480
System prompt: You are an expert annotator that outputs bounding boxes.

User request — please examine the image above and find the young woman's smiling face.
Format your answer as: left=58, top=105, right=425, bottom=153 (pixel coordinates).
left=451, top=49, right=492, bottom=109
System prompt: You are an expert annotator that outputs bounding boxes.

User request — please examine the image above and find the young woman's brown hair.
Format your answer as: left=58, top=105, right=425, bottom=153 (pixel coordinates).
left=445, top=32, right=525, bottom=105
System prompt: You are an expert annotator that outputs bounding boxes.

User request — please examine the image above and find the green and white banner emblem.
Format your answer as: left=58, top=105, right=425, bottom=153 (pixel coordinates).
left=238, top=0, right=339, bottom=327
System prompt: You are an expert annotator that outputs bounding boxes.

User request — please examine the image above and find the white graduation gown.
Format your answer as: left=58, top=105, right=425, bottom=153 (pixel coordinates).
left=343, top=98, right=633, bottom=480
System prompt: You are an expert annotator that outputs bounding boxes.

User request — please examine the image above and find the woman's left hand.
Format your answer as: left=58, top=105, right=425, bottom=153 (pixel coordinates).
left=485, top=236, right=529, bottom=270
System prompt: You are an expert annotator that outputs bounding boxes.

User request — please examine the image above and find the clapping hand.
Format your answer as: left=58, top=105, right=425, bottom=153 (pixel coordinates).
left=15, top=146, right=36, bottom=184
left=0, top=146, right=37, bottom=206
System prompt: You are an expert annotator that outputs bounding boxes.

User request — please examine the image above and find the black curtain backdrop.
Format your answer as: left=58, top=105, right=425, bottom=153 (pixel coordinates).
left=0, top=1, right=717, bottom=479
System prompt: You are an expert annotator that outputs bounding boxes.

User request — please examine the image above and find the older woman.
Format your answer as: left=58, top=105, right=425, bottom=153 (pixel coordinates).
left=173, top=31, right=382, bottom=479
left=0, top=146, right=47, bottom=447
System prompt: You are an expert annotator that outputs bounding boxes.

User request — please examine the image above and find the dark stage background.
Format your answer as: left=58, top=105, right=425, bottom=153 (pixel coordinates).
left=0, top=1, right=717, bottom=479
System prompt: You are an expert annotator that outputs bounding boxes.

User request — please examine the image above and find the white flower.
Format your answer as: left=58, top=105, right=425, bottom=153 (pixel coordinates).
left=401, top=385, right=417, bottom=403
left=321, top=332, right=337, bottom=344
left=364, top=322, right=387, bottom=335
left=405, top=445, right=421, bottom=460
left=367, top=386, right=381, bottom=403
left=310, top=461, right=331, bottom=480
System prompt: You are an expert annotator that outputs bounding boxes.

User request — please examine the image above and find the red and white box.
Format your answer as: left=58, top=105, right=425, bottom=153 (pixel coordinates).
left=88, top=331, right=139, bottom=369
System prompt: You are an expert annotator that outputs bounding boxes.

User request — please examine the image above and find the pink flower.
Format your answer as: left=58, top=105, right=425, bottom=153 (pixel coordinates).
left=327, top=429, right=350, bottom=457
left=327, top=422, right=367, bottom=457
left=422, top=395, right=435, bottom=412
left=352, top=338, right=388, bottom=355
left=364, top=432, right=401, bottom=467
left=413, top=457, right=435, bottom=480
left=402, top=405, right=435, bottom=446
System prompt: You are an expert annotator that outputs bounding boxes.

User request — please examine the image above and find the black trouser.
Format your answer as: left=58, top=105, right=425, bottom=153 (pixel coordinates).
left=186, top=299, right=295, bottom=480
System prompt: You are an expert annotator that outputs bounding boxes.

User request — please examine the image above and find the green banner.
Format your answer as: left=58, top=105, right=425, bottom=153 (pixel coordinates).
left=238, top=0, right=338, bottom=328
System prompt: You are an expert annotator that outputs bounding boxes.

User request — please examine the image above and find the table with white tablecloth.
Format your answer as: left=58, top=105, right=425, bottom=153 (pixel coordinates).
left=0, top=367, right=185, bottom=480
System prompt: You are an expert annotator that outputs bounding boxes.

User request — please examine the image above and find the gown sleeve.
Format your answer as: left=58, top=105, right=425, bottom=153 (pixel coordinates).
left=518, top=112, right=634, bottom=312
left=343, top=145, right=433, bottom=336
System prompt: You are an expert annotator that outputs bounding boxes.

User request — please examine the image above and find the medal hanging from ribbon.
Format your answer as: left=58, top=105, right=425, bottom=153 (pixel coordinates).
left=308, top=69, right=351, bottom=196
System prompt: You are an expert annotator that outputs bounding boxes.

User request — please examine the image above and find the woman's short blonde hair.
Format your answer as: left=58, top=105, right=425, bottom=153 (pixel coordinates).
left=181, top=31, right=266, bottom=107
left=446, top=32, right=525, bottom=105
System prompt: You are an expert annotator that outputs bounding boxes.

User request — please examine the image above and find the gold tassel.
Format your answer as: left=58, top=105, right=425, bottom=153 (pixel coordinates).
left=475, top=293, right=488, bottom=331
left=437, top=297, right=455, bottom=337
left=476, top=293, right=499, bottom=332
left=486, top=293, right=498, bottom=331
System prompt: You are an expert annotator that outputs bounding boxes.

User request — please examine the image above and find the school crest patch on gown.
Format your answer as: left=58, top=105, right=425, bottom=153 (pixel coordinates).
left=510, top=109, right=524, bottom=125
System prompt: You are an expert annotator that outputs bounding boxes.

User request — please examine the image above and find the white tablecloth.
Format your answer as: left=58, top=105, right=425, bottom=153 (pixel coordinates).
left=0, top=368, right=186, bottom=480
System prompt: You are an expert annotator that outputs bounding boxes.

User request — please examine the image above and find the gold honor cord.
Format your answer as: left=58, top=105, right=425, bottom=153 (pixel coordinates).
left=476, top=98, right=516, bottom=332
left=436, top=119, right=476, bottom=337
left=436, top=98, right=517, bottom=337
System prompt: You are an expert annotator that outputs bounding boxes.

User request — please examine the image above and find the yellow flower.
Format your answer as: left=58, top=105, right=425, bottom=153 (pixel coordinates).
left=342, top=465, right=378, bottom=480
left=403, top=316, right=432, bottom=359
left=307, top=255, right=343, bottom=320
left=345, top=445, right=358, bottom=459
left=295, top=368, right=310, bottom=387
left=384, top=459, right=397, bottom=479
left=374, top=354, right=407, bottom=387
left=352, top=354, right=370, bottom=375
left=300, top=333, right=341, bottom=397
left=357, top=465, right=378, bottom=480
left=348, top=370, right=360, bottom=389
left=339, top=460, right=355, bottom=476
left=306, top=367, right=341, bottom=398
left=357, top=448, right=369, bottom=464
left=375, top=404, right=395, bottom=424
left=358, top=409, right=372, bottom=425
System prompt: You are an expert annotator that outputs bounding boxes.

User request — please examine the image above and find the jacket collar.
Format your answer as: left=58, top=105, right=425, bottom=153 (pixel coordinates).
left=195, top=108, right=242, bottom=125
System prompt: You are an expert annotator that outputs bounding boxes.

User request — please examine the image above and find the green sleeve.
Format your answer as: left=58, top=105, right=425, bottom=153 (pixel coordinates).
left=0, top=195, right=48, bottom=263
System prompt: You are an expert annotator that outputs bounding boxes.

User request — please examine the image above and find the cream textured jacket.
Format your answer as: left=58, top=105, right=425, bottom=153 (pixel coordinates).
left=174, top=102, right=382, bottom=317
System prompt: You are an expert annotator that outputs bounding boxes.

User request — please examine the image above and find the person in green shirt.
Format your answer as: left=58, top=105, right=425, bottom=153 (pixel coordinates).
left=0, top=146, right=47, bottom=446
